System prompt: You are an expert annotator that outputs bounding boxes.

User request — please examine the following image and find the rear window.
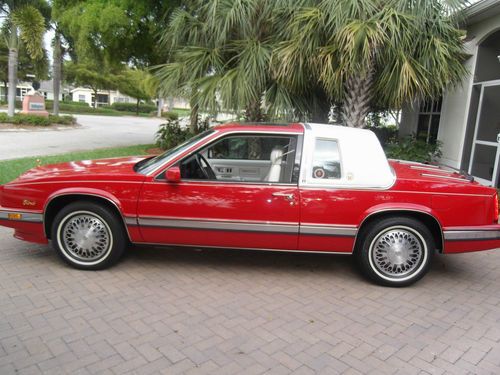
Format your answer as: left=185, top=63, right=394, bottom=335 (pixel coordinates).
left=311, top=139, right=342, bottom=180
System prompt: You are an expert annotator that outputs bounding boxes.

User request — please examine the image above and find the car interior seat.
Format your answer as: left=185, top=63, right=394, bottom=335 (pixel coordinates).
left=264, top=147, right=284, bottom=182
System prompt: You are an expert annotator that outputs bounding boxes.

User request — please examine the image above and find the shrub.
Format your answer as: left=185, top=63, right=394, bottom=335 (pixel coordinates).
left=46, top=100, right=90, bottom=109
left=365, top=125, right=398, bottom=148
left=11, top=114, right=51, bottom=126
left=0, top=113, right=76, bottom=126
left=111, top=102, right=156, bottom=113
left=161, top=111, right=179, bottom=120
left=156, top=119, right=192, bottom=150
left=385, top=135, right=442, bottom=163
left=48, top=115, right=76, bottom=125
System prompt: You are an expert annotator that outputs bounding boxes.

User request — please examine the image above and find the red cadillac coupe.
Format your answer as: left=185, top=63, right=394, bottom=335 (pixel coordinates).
left=1, top=123, right=499, bottom=286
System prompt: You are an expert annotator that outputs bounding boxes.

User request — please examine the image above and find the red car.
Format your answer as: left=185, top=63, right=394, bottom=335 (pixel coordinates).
left=1, top=123, right=499, bottom=286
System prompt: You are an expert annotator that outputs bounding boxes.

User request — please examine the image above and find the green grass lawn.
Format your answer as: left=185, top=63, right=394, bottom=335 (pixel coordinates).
left=0, top=144, right=155, bottom=185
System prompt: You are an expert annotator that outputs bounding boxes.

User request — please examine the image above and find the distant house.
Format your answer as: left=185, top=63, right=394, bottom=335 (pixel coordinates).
left=1, top=79, right=190, bottom=112
left=70, top=87, right=139, bottom=107
left=401, top=0, right=500, bottom=186
left=0, top=80, right=69, bottom=102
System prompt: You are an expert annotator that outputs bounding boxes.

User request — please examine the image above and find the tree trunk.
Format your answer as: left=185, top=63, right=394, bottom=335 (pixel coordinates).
left=245, top=99, right=263, bottom=122
left=3, top=81, right=7, bottom=102
left=93, top=89, right=98, bottom=108
left=342, top=65, right=375, bottom=128
left=52, top=31, right=62, bottom=116
left=309, top=87, right=331, bottom=123
left=189, top=102, right=199, bottom=133
left=157, top=97, right=164, bottom=117
left=136, top=99, right=139, bottom=116
left=7, top=27, right=18, bottom=117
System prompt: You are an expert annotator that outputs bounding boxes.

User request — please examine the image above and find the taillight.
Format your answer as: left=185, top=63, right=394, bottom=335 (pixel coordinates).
left=494, top=191, right=499, bottom=223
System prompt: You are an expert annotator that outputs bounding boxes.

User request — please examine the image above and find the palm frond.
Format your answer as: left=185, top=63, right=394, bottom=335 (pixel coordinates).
left=11, top=5, right=45, bottom=59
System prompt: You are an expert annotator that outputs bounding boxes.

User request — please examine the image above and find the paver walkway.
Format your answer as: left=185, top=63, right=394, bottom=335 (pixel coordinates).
left=0, top=226, right=499, bottom=374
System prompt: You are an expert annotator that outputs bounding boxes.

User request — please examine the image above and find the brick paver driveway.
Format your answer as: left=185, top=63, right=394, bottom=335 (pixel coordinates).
left=1, top=226, right=499, bottom=374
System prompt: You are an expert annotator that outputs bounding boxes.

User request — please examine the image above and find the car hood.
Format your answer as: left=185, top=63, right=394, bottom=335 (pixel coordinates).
left=12, top=156, right=149, bottom=184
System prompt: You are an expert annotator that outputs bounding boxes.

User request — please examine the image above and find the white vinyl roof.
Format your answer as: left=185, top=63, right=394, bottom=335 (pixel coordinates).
left=301, top=123, right=395, bottom=189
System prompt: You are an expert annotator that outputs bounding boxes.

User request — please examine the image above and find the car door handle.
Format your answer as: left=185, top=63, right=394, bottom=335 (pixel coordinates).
left=272, top=192, right=295, bottom=201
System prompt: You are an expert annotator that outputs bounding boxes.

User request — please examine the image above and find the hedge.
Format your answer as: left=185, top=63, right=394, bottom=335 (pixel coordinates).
left=111, top=102, right=156, bottom=113
left=0, top=113, right=76, bottom=126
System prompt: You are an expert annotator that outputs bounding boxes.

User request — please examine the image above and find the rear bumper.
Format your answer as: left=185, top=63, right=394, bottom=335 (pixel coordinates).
left=443, top=225, right=500, bottom=253
left=0, top=208, right=47, bottom=244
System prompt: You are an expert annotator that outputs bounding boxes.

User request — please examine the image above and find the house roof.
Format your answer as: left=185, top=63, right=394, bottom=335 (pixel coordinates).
left=465, top=0, right=500, bottom=25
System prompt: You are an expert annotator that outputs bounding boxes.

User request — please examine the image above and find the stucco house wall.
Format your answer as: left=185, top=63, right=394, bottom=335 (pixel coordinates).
left=401, top=0, right=500, bottom=175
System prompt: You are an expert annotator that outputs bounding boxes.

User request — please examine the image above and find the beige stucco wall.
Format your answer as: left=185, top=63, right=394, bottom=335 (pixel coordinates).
left=401, top=12, right=500, bottom=169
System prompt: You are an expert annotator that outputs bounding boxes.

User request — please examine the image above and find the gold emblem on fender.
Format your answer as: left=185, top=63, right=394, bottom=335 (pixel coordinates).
left=22, top=200, right=36, bottom=206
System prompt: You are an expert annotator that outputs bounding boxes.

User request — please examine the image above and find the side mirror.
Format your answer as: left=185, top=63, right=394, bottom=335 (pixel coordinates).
left=166, top=166, right=181, bottom=183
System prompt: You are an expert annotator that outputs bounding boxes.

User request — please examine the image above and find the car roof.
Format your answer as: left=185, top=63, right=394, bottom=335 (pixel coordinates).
left=213, top=122, right=305, bottom=133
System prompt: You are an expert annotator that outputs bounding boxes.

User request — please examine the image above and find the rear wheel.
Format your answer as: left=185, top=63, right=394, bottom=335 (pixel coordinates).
left=356, top=217, right=434, bottom=287
left=51, top=201, right=127, bottom=270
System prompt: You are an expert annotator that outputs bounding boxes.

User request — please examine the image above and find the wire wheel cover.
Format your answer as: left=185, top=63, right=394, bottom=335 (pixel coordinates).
left=62, top=214, right=110, bottom=261
left=371, top=228, right=424, bottom=278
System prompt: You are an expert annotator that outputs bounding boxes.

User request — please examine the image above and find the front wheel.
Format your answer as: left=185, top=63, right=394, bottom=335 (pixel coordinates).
left=356, top=217, right=434, bottom=287
left=51, top=202, right=127, bottom=270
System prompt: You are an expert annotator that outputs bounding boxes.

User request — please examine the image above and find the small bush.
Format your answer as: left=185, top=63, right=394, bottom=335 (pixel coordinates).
left=11, top=114, right=51, bottom=126
left=46, top=100, right=89, bottom=109
left=111, top=102, right=156, bottom=113
left=161, top=111, right=179, bottom=120
left=385, top=135, right=442, bottom=163
left=0, top=113, right=76, bottom=126
left=48, top=115, right=76, bottom=125
left=156, top=119, right=192, bottom=150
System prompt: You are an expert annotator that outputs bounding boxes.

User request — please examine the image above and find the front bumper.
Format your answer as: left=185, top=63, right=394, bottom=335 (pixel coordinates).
left=0, top=208, right=47, bottom=244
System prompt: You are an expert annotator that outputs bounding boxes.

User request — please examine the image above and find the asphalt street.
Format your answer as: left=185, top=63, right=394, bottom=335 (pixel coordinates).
left=0, top=114, right=163, bottom=160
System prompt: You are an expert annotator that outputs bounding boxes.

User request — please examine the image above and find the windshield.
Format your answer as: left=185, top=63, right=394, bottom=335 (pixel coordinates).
left=135, top=130, right=215, bottom=175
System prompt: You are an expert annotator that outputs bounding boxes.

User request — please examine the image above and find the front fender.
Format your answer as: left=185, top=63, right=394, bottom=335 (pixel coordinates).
left=44, top=188, right=124, bottom=213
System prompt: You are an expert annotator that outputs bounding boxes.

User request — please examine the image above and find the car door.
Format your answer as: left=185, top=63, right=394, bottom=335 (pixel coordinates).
left=298, top=136, right=357, bottom=253
left=136, top=133, right=302, bottom=250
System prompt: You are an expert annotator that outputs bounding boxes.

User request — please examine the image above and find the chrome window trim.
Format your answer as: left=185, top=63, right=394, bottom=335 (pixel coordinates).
left=151, top=129, right=303, bottom=179
left=149, top=179, right=298, bottom=186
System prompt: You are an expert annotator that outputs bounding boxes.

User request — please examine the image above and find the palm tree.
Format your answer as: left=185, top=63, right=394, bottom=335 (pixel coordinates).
left=52, top=29, right=62, bottom=115
left=276, top=0, right=468, bottom=127
left=154, top=0, right=330, bottom=130
left=0, top=1, right=49, bottom=117
left=157, top=0, right=466, bottom=128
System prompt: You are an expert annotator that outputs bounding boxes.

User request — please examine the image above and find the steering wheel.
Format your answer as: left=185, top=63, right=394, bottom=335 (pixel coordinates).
left=195, top=153, right=217, bottom=180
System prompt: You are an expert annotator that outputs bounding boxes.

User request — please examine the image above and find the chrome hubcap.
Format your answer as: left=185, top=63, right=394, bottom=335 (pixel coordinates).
left=62, top=214, right=110, bottom=261
left=371, top=228, right=423, bottom=278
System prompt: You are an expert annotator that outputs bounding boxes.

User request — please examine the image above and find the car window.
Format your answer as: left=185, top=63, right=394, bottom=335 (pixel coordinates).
left=311, top=139, right=341, bottom=180
left=136, top=130, right=215, bottom=175
left=208, top=136, right=292, bottom=160
left=180, top=134, right=298, bottom=183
